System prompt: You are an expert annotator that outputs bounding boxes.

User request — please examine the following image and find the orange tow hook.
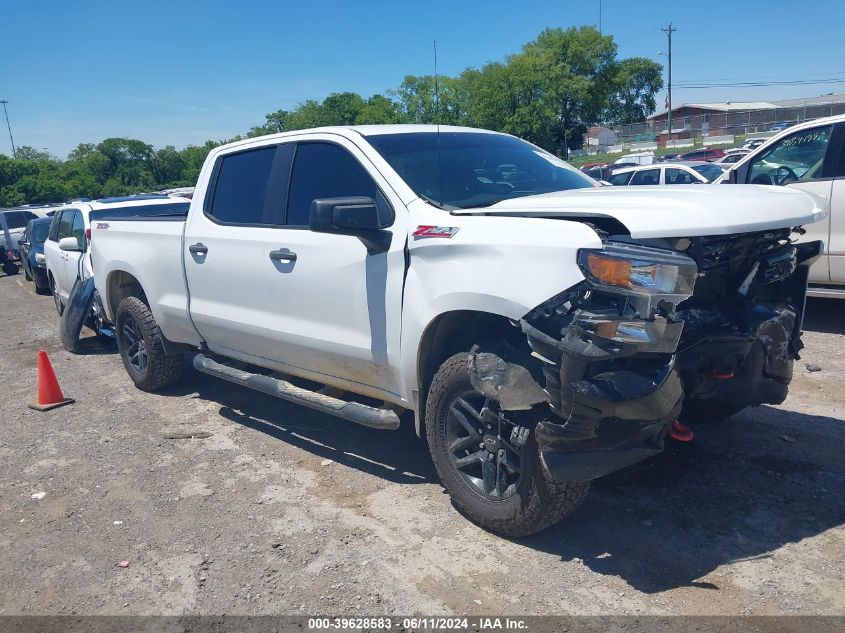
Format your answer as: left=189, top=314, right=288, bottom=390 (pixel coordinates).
left=667, top=420, right=694, bottom=442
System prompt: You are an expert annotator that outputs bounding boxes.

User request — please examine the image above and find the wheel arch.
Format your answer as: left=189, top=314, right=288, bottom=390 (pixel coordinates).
left=414, top=309, right=523, bottom=437
left=105, top=269, right=146, bottom=319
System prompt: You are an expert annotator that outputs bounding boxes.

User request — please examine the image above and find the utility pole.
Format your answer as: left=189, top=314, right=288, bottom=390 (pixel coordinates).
left=1, top=100, right=16, bottom=158
left=598, top=0, right=602, bottom=34
left=661, top=23, right=676, bottom=147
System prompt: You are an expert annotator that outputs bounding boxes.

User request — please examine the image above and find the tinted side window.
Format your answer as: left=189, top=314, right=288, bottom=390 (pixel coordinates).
left=57, top=211, right=75, bottom=239
left=835, top=129, right=845, bottom=178
left=747, top=125, right=833, bottom=185
left=71, top=211, right=86, bottom=250
left=5, top=211, right=25, bottom=229
left=48, top=211, right=63, bottom=241
left=287, top=142, right=384, bottom=227
left=208, top=145, right=293, bottom=225
left=630, top=169, right=660, bottom=185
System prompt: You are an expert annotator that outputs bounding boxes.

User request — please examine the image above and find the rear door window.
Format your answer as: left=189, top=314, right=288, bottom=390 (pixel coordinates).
left=207, top=144, right=294, bottom=225
left=629, top=169, right=660, bottom=185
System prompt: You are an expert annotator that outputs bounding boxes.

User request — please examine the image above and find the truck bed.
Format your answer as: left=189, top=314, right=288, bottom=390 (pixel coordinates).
left=90, top=215, right=200, bottom=347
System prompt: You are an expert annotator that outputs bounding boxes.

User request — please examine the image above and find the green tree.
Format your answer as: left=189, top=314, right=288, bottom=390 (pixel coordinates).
left=355, top=94, right=402, bottom=124
left=604, top=57, right=664, bottom=123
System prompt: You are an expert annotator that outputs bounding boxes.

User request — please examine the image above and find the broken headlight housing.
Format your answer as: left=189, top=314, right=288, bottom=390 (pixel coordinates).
left=578, top=243, right=698, bottom=314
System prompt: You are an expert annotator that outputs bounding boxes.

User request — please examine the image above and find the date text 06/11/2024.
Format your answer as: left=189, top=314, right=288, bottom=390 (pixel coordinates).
left=307, top=617, right=528, bottom=630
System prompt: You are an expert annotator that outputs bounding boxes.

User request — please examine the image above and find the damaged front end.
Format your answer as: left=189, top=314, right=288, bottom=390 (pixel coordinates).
left=514, top=233, right=820, bottom=483
left=675, top=231, right=820, bottom=418
left=519, top=243, right=698, bottom=481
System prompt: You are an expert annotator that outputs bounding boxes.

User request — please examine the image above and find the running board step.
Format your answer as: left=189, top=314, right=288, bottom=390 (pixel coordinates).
left=193, top=354, right=400, bottom=430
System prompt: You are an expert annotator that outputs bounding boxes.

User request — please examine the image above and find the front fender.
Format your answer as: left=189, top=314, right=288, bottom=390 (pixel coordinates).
left=399, top=210, right=603, bottom=408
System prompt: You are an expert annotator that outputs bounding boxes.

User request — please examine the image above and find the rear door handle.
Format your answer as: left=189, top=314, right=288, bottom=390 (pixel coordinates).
left=189, top=242, right=208, bottom=255
left=269, top=248, right=297, bottom=263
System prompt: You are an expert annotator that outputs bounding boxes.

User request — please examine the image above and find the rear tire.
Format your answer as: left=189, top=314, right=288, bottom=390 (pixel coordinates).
left=425, top=352, right=590, bottom=537
left=3, top=261, right=18, bottom=276
left=115, top=296, right=186, bottom=392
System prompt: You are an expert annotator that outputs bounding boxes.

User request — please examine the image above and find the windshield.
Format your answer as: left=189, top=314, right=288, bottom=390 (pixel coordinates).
left=31, top=222, right=50, bottom=243
left=692, top=164, right=725, bottom=182
left=366, top=132, right=594, bottom=209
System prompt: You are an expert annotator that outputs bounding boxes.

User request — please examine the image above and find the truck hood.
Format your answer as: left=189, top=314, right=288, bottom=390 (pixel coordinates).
left=451, top=185, right=828, bottom=239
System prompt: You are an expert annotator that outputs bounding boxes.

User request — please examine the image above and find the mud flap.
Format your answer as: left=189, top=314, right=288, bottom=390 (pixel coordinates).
left=59, top=277, right=96, bottom=354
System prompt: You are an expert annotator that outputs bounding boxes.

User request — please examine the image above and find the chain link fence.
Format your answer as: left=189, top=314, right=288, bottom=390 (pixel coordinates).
left=585, top=102, right=845, bottom=155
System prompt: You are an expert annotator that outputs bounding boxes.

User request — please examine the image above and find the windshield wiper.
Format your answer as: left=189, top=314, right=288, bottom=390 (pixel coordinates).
left=458, top=199, right=505, bottom=210
left=417, top=194, right=456, bottom=211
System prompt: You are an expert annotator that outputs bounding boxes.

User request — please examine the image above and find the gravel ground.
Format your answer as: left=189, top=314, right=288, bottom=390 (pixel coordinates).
left=1, top=272, right=844, bottom=617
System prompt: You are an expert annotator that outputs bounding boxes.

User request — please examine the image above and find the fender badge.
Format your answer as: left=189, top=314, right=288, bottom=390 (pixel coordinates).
left=96, top=222, right=110, bottom=230
left=412, top=225, right=459, bottom=239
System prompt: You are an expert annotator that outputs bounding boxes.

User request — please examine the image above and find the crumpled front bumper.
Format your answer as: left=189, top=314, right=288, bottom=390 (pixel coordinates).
left=521, top=300, right=686, bottom=482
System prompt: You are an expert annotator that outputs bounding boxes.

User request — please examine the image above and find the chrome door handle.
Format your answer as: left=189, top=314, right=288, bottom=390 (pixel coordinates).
left=269, top=248, right=297, bottom=263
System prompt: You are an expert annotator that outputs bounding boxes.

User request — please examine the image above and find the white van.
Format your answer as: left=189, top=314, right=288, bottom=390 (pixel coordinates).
left=614, top=151, right=656, bottom=166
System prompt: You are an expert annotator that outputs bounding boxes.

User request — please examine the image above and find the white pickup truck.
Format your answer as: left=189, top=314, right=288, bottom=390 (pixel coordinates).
left=91, top=125, right=825, bottom=536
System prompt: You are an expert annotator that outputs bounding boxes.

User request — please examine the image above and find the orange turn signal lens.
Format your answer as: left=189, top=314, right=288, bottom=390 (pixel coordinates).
left=585, top=253, right=632, bottom=287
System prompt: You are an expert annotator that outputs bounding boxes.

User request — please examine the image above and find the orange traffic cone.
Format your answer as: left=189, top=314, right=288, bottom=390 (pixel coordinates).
left=28, top=350, right=75, bottom=411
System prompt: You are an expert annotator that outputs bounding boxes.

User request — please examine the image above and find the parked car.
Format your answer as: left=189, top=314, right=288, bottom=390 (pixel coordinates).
left=579, top=162, right=607, bottom=173
left=17, top=216, right=52, bottom=293
left=1, top=213, right=20, bottom=275
left=675, top=147, right=726, bottom=162
left=682, top=161, right=729, bottom=183
left=714, top=150, right=750, bottom=166
left=742, top=139, right=767, bottom=150
left=656, top=153, right=679, bottom=163
left=89, top=124, right=825, bottom=537
left=45, top=195, right=190, bottom=321
left=718, top=114, right=845, bottom=298
left=769, top=122, right=795, bottom=133
left=607, top=162, right=709, bottom=186
left=0, top=209, right=43, bottom=254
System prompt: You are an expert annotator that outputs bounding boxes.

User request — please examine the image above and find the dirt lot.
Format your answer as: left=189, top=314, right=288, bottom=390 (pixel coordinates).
left=1, top=272, right=843, bottom=617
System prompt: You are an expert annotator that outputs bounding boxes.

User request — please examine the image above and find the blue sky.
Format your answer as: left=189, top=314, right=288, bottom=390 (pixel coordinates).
left=2, top=0, right=844, bottom=157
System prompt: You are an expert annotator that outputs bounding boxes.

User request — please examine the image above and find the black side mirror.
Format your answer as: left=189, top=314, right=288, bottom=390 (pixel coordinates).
left=310, top=197, right=383, bottom=234
left=309, top=196, right=392, bottom=254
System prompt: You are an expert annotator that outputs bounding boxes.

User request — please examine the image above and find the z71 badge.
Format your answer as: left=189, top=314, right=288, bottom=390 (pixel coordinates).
left=412, top=225, right=459, bottom=239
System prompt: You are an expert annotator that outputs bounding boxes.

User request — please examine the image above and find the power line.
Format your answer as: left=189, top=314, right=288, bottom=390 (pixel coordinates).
left=674, top=78, right=845, bottom=89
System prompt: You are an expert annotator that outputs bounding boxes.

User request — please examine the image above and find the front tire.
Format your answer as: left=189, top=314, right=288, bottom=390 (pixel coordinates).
left=115, top=296, right=186, bottom=392
left=3, top=261, right=18, bottom=276
left=425, top=352, right=590, bottom=537
left=50, top=276, right=64, bottom=316
left=23, top=262, right=32, bottom=281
